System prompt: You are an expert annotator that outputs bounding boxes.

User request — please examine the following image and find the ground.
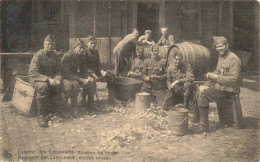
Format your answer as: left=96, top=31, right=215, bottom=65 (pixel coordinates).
left=0, top=69, right=259, bottom=162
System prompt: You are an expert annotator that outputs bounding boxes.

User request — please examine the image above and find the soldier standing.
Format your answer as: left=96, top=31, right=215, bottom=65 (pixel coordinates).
left=193, top=36, right=242, bottom=133
left=61, top=38, right=95, bottom=112
left=162, top=52, right=194, bottom=110
left=29, top=34, right=62, bottom=127
left=114, top=29, right=139, bottom=77
left=141, top=45, right=167, bottom=105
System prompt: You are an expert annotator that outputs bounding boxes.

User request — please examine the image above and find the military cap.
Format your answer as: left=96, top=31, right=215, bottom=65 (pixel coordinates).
left=74, top=38, right=84, bottom=48
left=86, top=35, right=96, bottom=43
left=44, top=33, right=55, bottom=43
left=213, top=36, right=228, bottom=45
left=144, top=30, right=152, bottom=34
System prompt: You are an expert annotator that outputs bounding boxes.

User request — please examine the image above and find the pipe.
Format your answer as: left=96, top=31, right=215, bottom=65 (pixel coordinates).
left=108, top=0, right=112, bottom=69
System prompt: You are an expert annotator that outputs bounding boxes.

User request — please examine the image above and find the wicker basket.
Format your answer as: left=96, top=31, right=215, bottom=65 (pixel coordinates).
left=12, top=77, right=37, bottom=116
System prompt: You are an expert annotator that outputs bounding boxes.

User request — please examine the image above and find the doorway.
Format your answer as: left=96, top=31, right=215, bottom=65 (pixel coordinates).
left=233, top=2, right=254, bottom=52
left=137, top=2, right=160, bottom=42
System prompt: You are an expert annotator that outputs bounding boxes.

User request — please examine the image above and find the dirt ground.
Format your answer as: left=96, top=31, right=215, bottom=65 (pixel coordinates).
left=0, top=68, right=259, bottom=162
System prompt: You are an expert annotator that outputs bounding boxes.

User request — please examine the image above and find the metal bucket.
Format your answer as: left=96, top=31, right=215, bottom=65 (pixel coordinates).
left=168, top=107, right=189, bottom=136
left=135, top=92, right=153, bottom=113
left=113, top=77, right=143, bottom=101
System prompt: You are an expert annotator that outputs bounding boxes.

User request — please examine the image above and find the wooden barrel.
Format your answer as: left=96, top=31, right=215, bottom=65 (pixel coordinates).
left=167, top=42, right=211, bottom=79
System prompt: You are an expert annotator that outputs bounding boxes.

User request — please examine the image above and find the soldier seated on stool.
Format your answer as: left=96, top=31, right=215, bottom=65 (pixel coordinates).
left=61, top=38, right=95, bottom=112
left=141, top=45, right=167, bottom=105
left=192, top=36, right=242, bottom=134
left=83, top=35, right=116, bottom=104
left=29, top=34, right=63, bottom=127
left=128, top=46, right=146, bottom=80
left=162, top=52, right=194, bottom=111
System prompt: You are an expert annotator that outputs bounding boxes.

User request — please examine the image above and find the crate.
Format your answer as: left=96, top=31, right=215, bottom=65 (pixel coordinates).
left=12, top=77, right=37, bottom=116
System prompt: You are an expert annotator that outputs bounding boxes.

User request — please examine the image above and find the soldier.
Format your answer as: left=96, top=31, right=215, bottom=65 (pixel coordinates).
left=128, top=46, right=146, bottom=79
left=141, top=45, right=167, bottom=105
left=193, top=36, right=242, bottom=133
left=156, top=27, right=170, bottom=46
left=83, top=35, right=115, bottom=104
left=61, top=38, right=95, bottom=112
left=162, top=51, right=194, bottom=111
left=114, top=29, right=139, bottom=77
left=29, top=34, right=62, bottom=127
left=138, top=30, right=155, bottom=45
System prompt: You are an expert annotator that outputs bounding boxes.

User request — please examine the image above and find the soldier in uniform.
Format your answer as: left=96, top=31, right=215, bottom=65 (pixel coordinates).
left=156, top=27, right=170, bottom=46
left=61, top=38, right=95, bottom=111
left=141, top=45, right=167, bottom=105
left=83, top=35, right=115, bottom=104
left=128, top=46, right=146, bottom=80
left=192, top=36, right=242, bottom=133
left=138, top=30, right=155, bottom=45
left=29, top=34, right=62, bottom=127
left=162, top=52, right=194, bottom=110
left=114, top=29, right=139, bottom=77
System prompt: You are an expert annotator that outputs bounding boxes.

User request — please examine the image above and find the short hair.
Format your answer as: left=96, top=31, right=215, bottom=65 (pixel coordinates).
left=144, top=30, right=151, bottom=34
left=161, top=27, right=168, bottom=31
left=132, top=29, right=138, bottom=33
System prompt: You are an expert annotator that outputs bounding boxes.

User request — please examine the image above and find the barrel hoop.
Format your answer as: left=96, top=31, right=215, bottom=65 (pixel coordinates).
left=180, top=44, right=189, bottom=62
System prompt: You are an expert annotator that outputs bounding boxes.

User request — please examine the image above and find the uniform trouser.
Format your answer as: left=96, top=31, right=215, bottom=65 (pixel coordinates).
left=81, top=82, right=97, bottom=104
left=62, top=79, right=96, bottom=106
left=162, top=82, right=193, bottom=110
left=194, top=84, right=233, bottom=126
left=33, top=81, right=62, bottom=116
left=114, top=51, right=131, bottom=77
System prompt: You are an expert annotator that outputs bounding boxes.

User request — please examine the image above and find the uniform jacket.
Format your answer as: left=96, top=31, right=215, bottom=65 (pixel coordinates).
left=130, top=58, right=145, bottom=73
left=213, top=51, right=241, bottom=94
left=156, top=35, right=170, bottom=46
left=29, top=49, right=62, bottom=83
left=61, top=50, right=88, bottom=81
left=84, top=48, right=102, bottom=77
left=167, top=62, right=194, bottom=89
left=113, top=34, right=137, bottom=55
left=142, top=57, right=167, bottom=90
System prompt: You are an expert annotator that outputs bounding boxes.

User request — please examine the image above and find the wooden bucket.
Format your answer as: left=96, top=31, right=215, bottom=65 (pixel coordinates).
left=135, top=92, right=153, bottom=113
left=167, top=42, right=211, bottom=79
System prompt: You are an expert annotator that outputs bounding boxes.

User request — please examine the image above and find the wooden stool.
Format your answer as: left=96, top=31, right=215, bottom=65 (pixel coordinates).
left=216, top=94, right=244, bottom=129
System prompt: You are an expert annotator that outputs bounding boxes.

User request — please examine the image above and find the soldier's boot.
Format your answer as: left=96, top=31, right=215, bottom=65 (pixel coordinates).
left=70, top=95, right=81, bottom=117
left=183, top=96, right=190, bottom=110
left=87, top=95, right=95, bottom=110
left=78, top=90, right=87, bottom=107
left=36, top=99, right=48, bottom=127
left=108, top=88, right=116, bottom=104
left=194, top=107, right=209, bottom=134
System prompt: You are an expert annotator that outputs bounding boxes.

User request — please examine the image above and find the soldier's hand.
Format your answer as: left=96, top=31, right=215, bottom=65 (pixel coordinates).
left=206, top=73, right=218, bottom=80
left=48, top=78, right=55, bottom=86
left=54, top=80, right=61, bottom=86
left=81, top=79, right=89, bottom=85
left=101, top=70, right=107, bottom=76
left=145, top=76, right=150, bottom=81
left=88, top=77, right=94, bottom=82
left=169, top=80, right=179, bottom=89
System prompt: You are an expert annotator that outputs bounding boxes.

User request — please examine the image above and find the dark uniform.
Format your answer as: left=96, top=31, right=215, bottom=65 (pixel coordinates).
left=114, top=33, right=138, bottom=77
left=162, top=62, right=194, bottom=110
left=29, top=34, right=62, bottom=126
left=141, top=57, right=167, bottom=105
left=194, top=36, right=242, bottom=133
left=85, top=48, right=102, bottom=77
left=128, top=57, right=145, bottom=79
left=61, top=48, right=95, bottom=107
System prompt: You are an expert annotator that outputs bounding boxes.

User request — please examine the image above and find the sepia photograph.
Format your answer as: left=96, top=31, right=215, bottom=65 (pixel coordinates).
left=0, top=0, right=259, bottom=161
